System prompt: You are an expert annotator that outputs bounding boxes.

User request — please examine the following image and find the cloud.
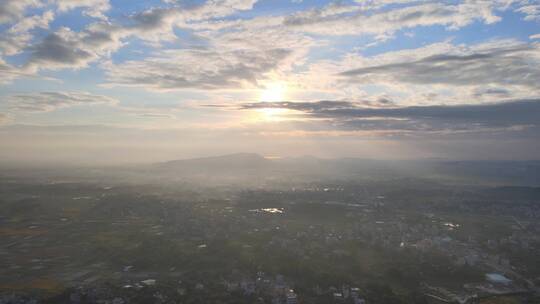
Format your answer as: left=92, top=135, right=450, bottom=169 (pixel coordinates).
left=238, top=99, right=540, bottom=133
left=54, top=0, right=111, bottom=20
left=104, top=48, right=292, bottom=90
left=125, top=0, right=259, bottom=39
left=241, top=100, right=358, bottom=111
left=5, top=91, right=118, bottom=112
left=1, top=59, right=61, bottom=85
left=4, top=0, right=526, bottom=88
left=516, top=2, right=540, bottom=21
left=98, top=9, right=315, bottom=92
left=267, top=39, right=540, bottom=106
left=27, top=29, right=94, bottom=69
left=0, top=3, right=54, bottom=59
left=192, top=0, right=504, bottom=37
left=339, top=41, right=540, bottom=90
left=25, top=22, right=126, bottom=71
left=0, top=0, right=42, bottom=24
left=239, top=99, right=394, bottom=111
left=163, top=0, right=258, bottom=18
left=0, top=10, right=55, bottom=58
left=0, top=59, right=36, bottom=84
left=21, top=0, right=261, bottom=73
left=283, top=1, right=503, bottom=36
left=1, top=0, right=538, bottom=101
left=472, top=87, right=511, bottom=98
left=136, top=113, right=176, bottom=119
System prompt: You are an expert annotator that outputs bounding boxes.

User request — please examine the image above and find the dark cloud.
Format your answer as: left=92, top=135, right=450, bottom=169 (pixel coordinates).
left=240, top=100, right=356, bottom=111
left=24, top=23, right=124, bottom=71
left=80, top=29, right=118, bottom=48
left=240, top=98, right=395, bottom=112
left=29, top=32, right=93, bottom=66
left=130, top=7, right=177, bottom=32
left=473, top=87, right=511, bottom=98
left=240, top=99, right=540, bottom=134
left=315, top=99, right=540, bottom=124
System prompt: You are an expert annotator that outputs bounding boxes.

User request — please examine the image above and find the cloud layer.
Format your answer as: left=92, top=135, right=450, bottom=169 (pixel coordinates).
left=239, top=99, right=540, bottom=134
left=1, top=0, right=538, bottom=93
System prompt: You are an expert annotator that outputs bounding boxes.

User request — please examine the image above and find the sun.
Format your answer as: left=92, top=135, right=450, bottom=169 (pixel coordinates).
left=250, top=82, right=291, bottom=121
left=259, top=82, right=287, bottom=102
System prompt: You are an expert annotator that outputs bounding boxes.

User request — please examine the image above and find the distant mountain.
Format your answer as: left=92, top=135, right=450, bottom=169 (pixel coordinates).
left=153, top=153, right=271, bottom=173
left=148, top=153, right=540, bottom=186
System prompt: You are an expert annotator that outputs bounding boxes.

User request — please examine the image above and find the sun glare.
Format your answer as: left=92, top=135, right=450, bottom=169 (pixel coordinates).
left=257, top=107, right=288, bottom=121
left=252, top=82, right=290, bottom=121
left=259, top=82, right=287, bottom=102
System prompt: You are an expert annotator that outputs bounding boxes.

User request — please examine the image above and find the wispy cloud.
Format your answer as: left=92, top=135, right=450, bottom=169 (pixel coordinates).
left=104, top=48, right=292, bottom=90
left=339, top=43, right=540, bottom=89
left=283, top=1, right=502, bottom=35
left=54, top=0, right=111, bottom=20
left=5, top=91, right=118, bottom=112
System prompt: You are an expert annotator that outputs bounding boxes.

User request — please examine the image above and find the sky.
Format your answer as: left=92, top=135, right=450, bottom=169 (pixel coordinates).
left=0, top=0, right=539, bottom=164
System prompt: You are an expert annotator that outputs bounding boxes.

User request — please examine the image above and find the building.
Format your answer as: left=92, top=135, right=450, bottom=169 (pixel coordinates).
left=286, top=289, right=298, bottom=304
